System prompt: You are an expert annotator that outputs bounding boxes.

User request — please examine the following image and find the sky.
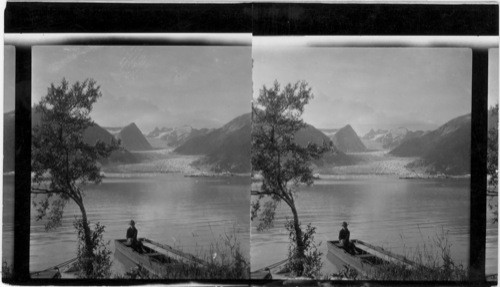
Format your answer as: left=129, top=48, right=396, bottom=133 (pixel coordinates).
left=489, top=48, right=499, bottom=108
left=253, top=45, right=498, bottom=135
left=2, top=45, right=499, bottom=135
left=27, top=46, right=252, bottom=133
left=4, top=46, right=16, bottom=113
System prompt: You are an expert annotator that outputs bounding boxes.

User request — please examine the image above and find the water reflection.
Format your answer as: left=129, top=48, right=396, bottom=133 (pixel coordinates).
left=251, top=176, right=494, bottom=275
left=26, top=173, right=249, bottom=273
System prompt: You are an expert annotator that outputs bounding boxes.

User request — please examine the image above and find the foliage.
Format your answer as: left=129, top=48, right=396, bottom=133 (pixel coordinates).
left=487, top=126, right=498, bottom=188
left=32, top=78, right=118, bottom=229
left=328, top=265, right=359, bottom=280
left=2, top=261, right=13, bottom=279
left=487, top=104, right=498, bottom=223
left=251, top=80, right=330, bottom=277
left=284, top=220, right=323, bottom=278
left=31, top=78, right=118, bottom=277
left=73, top=220, right=112, bottom=279
left=371, top=229, right=467, bottom=281
left=115, top=231, right=249, bottom=279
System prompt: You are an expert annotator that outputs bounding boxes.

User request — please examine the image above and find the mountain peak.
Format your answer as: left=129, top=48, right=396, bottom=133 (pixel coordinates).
left=117, top=122, right=153, bottom=151
left=332, top=124, right=367, bottom=153
left=222, top=113, right=251, bottom=133
left=390, top=113, right=471, bottom=175
left=342, top=124, right=355, bottom=132
left=123, top=122, right=139, bottom=130
left=175, top=113, right=251, bottom=172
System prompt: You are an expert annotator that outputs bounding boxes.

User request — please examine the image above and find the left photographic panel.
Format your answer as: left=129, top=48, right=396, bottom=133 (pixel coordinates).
left=29, top=44, right=251, bottom=279
left=3, top=45, right=16, bottom=278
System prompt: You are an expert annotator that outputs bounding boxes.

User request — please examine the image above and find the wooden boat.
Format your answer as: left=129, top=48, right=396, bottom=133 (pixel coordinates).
left=31, top=268, right=62, bottom=279
left=114, top=238, right=208, bottom=276
left=30, top=257, right=78, bottom=279
left=327, top=239, right=420, bottom=278
left=250, top=258, right=289, bottom=279
left=251, top=258, right=317, bottom=281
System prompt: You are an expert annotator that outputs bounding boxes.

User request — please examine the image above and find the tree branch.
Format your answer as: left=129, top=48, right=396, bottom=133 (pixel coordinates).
left=31, top=188, right=62, bottom=195
left=251, top=190, right=274, bottom=196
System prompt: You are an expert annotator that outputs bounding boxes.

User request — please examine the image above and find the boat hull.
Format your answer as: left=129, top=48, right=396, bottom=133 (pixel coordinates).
left=327, top=239, right=419, bottom=279
left=115, top=238, right=177, bottom=276
left=114, top=238, right=207, bottom=277
left=250, top=258, right=289, bottom=279
left=327, top=240, right=376, bottom=277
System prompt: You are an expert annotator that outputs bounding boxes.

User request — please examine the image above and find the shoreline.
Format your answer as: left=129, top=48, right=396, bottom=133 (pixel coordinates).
left=4, top=149, right=471, bottom=179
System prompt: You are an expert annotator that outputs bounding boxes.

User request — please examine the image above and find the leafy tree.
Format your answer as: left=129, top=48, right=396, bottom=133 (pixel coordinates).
left=285, top=220, right=323, bottom=278
left=2, top=260, right=13, bottom=279
left=251, top=80, right=330, bottom=277
left=487, top=104, right=498, bottom=222
left=31, top=78, right=118, bottom=277
left=73, top=220, right=112, bottom=278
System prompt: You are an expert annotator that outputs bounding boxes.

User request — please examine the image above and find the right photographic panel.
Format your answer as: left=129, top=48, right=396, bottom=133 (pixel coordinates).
left=487, top=47, right=499, bottom=280
left=251, top=38, right=481, bottom=280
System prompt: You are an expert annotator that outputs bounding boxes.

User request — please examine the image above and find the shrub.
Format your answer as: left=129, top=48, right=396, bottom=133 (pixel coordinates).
left=371, top=229, right=467, bottom=281
left=2, top=261, right=13, bottom=279
left=116, top=230, right=249, bottom=279
left=284, top=220, right=323, bottom=278
left=73, top=219, right=112, bottom=279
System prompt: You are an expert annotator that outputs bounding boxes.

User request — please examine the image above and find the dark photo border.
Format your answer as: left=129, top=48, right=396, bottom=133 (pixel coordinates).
left=3, top=2, right=499, bottom=285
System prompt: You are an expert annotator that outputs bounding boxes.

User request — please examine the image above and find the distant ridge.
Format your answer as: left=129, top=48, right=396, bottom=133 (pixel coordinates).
left=331, top=124, right=367, bottom=153
left=362, top=127, right=424, bottom=150
left=175, top=113, right=251, bottom=173
left=295, top=124, right=332, bottom=147
left=296, top=124, right=359, bottom=166
left=175, top=114, right=362, bottom=172
left=391, top=114, right=471, bottom=175
left=362, top=129, right=388, bottom=140
left=116, top=123, right=153, bottom=151
left=30, top=109, right=138, bottom=165
left=319, top=128, right=339, bottom=138
left=146, top=125, right=210, bottom=148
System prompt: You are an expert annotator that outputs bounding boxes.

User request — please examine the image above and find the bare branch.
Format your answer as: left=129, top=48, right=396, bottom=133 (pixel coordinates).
left=31, top=187, right=63, bottom=195
left=251, top=190, right=274, bottom=196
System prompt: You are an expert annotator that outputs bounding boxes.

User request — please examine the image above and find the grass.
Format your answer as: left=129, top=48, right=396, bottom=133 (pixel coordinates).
left=324, top=228, right=468, bottom=281
left=115, top=228, right=250, bottom=279
left=362, top=229, right=467, bottom=281
left=2, top=261, right=13, bottom=279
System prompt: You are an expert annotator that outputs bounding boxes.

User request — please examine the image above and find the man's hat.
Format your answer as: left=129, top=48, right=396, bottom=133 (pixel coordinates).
left=342, top=221, right=348, bottom=227
left=130, top=220, right=135, bottom=226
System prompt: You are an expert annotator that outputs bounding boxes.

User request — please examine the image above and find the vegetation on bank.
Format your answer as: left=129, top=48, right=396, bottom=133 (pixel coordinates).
left=284, top=221, right=323, bottom=278
left=487, top=104, right=498, bottom=223
left=31, top=78, right=117, bottom=278
left=2, top=261, right=13, bottom=279
left=116, top=232, right=249, bottom=279
left=371, top=231, right=467, bottom=281
left=73, top=220, right=113, bottom=278
left=327, top=229, right=468, bottom=281
left=252, top=80, right=330, bottom=277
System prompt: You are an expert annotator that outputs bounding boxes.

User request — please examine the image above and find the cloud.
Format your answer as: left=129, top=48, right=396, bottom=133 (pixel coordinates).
left=47, top=47, right=101, bottom=74
left=304, top=92, right=440, bottom=134
left=32, top=46, right=252, bottom=133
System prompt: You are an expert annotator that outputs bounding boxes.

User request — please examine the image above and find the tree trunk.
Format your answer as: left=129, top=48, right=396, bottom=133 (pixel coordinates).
left=76, top=200, right=94, bottom=277
left=290, top=203, right=305, bottom=276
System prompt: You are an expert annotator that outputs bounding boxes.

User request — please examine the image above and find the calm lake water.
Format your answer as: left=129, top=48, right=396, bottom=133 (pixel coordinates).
left=251, top=176, right=498, bottom=276
left=3, top=174, right=250, bottom=273
left=1, top=174, right=498, bottom=276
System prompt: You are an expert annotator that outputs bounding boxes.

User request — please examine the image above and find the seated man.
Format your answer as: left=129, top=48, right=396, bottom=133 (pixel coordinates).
left=126, top=220, right=144, bottom=253
left=338, top=221, right=356, bottom=254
